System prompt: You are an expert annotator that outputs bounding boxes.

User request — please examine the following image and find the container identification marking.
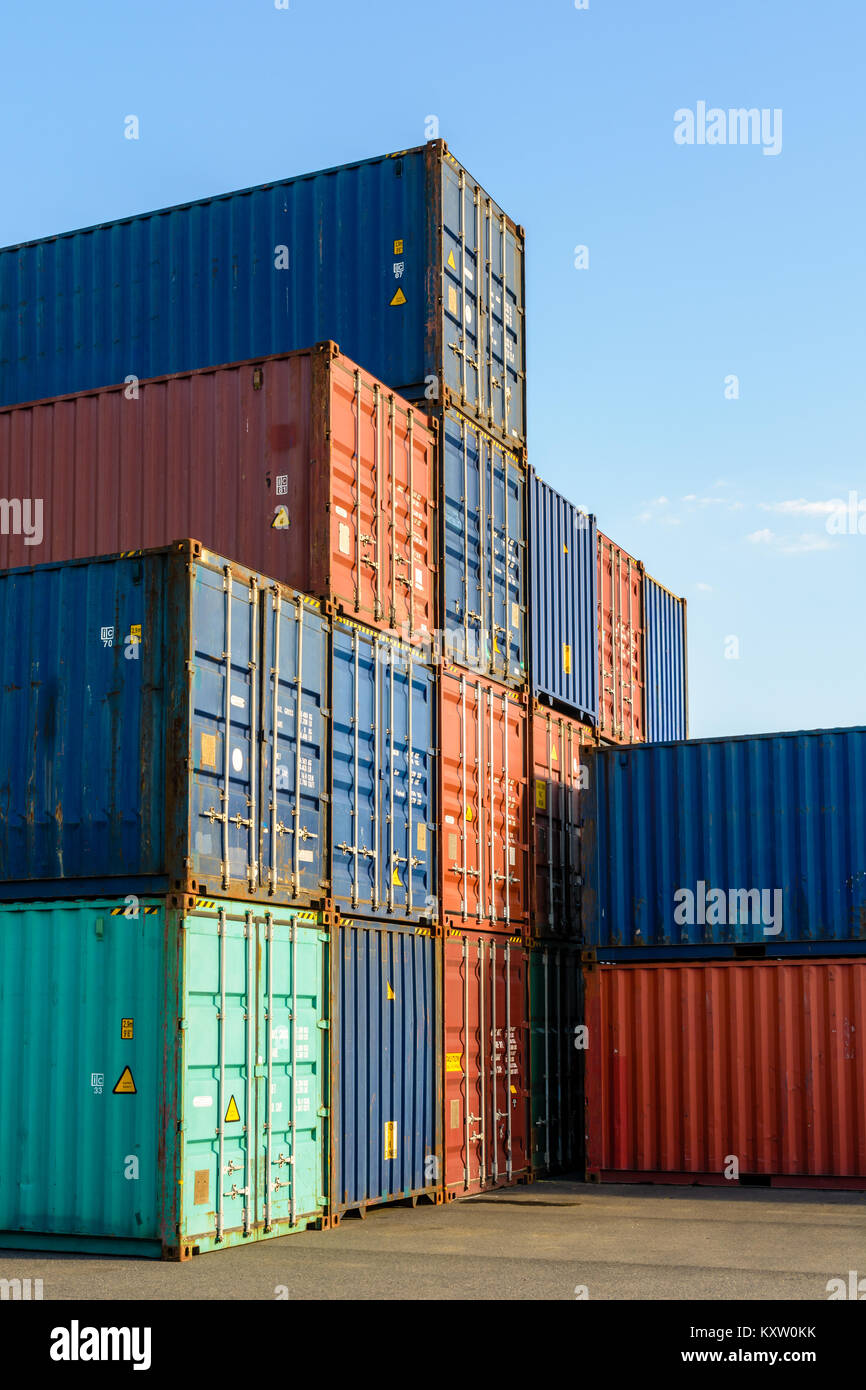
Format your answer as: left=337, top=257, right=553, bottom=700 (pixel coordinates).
left=201, top=733, right=217, bottom=768
left=446, top=1053, right=463, bottom=1073
left=383, top=1121, right=398, bottom=1160
left=224, top=1095, right=241, bottom=1123
left=535, top=783, right=547, bottom=810
left=121, top=1018, right=134, bottom=1040
left=113, top=1066, right=136, bottom=1095
left=193, top=1096, right=213, bottom=1108
left=393, top=239, right=403, bottom=254
left=390, top=288, right=407, bottom=307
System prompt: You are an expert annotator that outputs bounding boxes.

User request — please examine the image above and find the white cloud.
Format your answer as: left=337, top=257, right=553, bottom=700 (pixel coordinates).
left=747, top=528, right=775, bottom=544
left=760, top=497, right=845, bottom=516
left=778, top=533, right=837, bottom=554
left=696, top=582, right=714, bottom=592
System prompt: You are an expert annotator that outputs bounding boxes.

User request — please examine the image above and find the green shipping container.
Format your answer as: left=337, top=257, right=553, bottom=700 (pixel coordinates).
left=0, top=896, right=329, bottom=1259
left=529, top=945, right=584, bottom=1176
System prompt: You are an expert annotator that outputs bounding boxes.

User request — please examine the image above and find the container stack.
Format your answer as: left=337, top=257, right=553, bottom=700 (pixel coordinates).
left=0, top=138, right=696, bottom=1261
left=580, top=727, right=866, bottom=1190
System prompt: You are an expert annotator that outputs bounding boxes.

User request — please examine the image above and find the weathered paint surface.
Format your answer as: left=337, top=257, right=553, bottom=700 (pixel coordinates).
left=584, top=958, right=866, bottom=1183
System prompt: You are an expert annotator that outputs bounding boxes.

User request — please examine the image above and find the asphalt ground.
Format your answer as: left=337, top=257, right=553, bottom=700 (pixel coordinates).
left=3, top=1179, right=865, bottom=1301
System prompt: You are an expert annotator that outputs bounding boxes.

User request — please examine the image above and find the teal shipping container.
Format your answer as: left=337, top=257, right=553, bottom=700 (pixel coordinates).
left=0, top=542, right=329, bottom=906
left=0, top=896, right=329, bottom=1259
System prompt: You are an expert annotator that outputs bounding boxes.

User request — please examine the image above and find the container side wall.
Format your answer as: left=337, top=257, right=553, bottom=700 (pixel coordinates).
left=644, top=575, right=687, bottom=742
left=597, top=533, right=645, bottom=744
left=529, top=945, right=584, bottom=1174
left=529, top=474, right=598, bottom=723
left=531, top=706, right=597, bottom=939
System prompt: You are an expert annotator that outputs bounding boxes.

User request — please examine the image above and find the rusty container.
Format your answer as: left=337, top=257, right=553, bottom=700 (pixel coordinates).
left=597, top=532, right=645, bottom=744
left=438, top=668, right=530, bottom=934
left=530, top=703, right=597, bottom=940
left=443, top=927, right=531, bottom=1197
left=584, top=958, right=866, bottom=1188
left=0, top=343, right=435, bottom=644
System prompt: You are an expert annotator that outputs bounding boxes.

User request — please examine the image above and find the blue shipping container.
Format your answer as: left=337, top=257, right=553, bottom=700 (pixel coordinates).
left=528, top=472, right=598, bottom=723
left=0, top=543, right=329, bottom=904
left=644, top=573, right=688, bottom=741
left=582, top=727, right=866, bottom=957
left=0, top=141, right=525, bottom=446
left=331, top=618, right=436, bottom=922
left=442, top=407, right=527, bottom=687
left=332, top=919, right=441, bottom=1216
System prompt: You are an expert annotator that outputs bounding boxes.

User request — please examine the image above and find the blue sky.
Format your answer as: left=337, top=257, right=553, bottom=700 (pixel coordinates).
left=1, top=0, right=862, bottom=739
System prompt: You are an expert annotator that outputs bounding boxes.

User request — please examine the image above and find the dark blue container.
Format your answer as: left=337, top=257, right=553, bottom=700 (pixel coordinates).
left=0, top=142, right=525, bottom=446
left=528, top=472, right=598, bottom=723
left=644, top=573, right=688, bottom=742
left=330, top=618, right=436, bottom=923
left=582, top=727, right=866, bottom=958
left=331, top=919, right=440, bottom=1215
left=0, top=543, right=329, bottom=904
left=441, top=406, right=527, bottom=687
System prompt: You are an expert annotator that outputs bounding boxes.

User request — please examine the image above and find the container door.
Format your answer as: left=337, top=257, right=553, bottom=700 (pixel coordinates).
left=487, top=939, right=530, bottom=1185
left=443, top=931, right=486, bottom=1195
left=381, top=643, right=435, bottom=920
left=529, top=947, right=584, bottom=1175
left=260, top=592, right=328, bottom=904
left=181, top=906, right=256, bottom=1250
left=331, top=623, right=379, bottom=914
left=597, top=538, right=645, bottom=744
left=255, top=912, right=327, bottom=1232
left=440, top=158, right=526, bottom=446
left=189, top=561, right=259, bottom=895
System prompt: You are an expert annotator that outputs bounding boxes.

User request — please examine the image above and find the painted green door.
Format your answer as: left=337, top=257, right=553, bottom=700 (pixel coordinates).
left=179, top=903, right=327, bottom=1252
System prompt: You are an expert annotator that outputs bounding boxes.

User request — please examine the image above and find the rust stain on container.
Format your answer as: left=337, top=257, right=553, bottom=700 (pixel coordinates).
left=584, top=959, right=866, bottom=1183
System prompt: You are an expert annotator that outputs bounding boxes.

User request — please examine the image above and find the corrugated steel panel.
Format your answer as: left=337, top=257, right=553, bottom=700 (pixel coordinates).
left=443, top=927, right=530, bottom=1196
left=584, top=958, right=866, bottom=1182
left=441, top=407, right=527, bottom=687
left=528, top=473, right=597, bottom=722
left=529, top=944, right=584, bottom=1175
left=330, top=618, right=435, bottom=923
left=0, top=544, right=329, bottom=905
left=331, top=919, right=441, bottom=1216
left=597, top=533, right=645, bottom=744
left=0, top=141, right=525, bottom=446
left=438, top=669, right=529, bottom=932
left=0, top=896, right=328, bottom=1257
left=582, top=727, right=866, bottom=954
left=530, top=704, right=596, bottom=940
left=644, top=573, right=687, bottom=742
left=0, top=345, right=435, bottom=644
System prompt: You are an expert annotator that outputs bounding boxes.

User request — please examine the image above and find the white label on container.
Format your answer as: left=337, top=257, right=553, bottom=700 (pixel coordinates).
left=193, top=1096, right=213, bottom=1108
left=195, top=831, right=213, bottom=854
left=336, top=505, right=348, bottom=519
left=512, top=603, right=520, bottom=628
left=299, top=849, right=314, bottom=863
left=232, top=748, right=244, bottom=772
left=415, top=567, right=424, bottom=590
left=339, top=522, right=351, bottom=556
left=231, top=694, right=245, bottom=709
left=445, top=814, right=455, bottom=825
left=509, top=847, right=516, bottom=866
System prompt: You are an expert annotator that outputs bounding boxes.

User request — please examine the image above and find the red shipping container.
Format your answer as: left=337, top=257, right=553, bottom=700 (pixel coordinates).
left=438, top=669, right=529, bottom=933
left=585, top=959, right=866, bottom=1188
left=0, top=342, right=435, bottom=642
left=530, top=703, right=597, bottom=939
left=597, top=533, right=645, bottom=743
left=443, top=927, right=531, bottom=1197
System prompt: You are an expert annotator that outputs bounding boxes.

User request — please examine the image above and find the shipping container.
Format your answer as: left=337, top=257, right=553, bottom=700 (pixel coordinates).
left=0, top=896, right=329, bottom=1258
left=529, top=945, right=584, bottom=1175
left=644, top=573, right=688, bottom=742
left=584, top=958, right=866, bottom=1187
left=530, top=704, right=596, bottom=940
left=441, top=407, right=527, bottom=686
left=582, top=726, right=866, bottom=957
left=0, top=141, right=525, bottom=446
left=528, top=473, right=597, bottom=723
left=597, top=533, right=644, bottom=744
left=331, top=917, right=441, bottom=1217
left=439, top=669, right=529, bottom=932
left=0, top=543, right=329, bottom=906
left=0, top=344, right=435, bottom=643
left=443, top=927, right=531, bottom=1197
left=331, top=617, right=436, bottom=923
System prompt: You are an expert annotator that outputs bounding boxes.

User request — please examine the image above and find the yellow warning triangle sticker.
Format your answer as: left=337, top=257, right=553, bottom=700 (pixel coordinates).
left=272, top=505, right=290, bottom=529
left=224, top=1095, right=241, bottom=1123
left=387, top=982, right=396, bottom=1000
left=551, top=743, right=559, bottom=761
left=447, top=249, right=456, bottom=269
left=465, top=806, right=473, bottom=821
left=392, top=866, right=402, bottom=886
left=390, top=287, right=407, bottom=306
left=113, top=1066, right=136, bottom=1095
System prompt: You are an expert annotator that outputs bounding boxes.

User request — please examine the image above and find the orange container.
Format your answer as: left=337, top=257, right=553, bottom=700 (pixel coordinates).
left=438, top=669, right=529, bottom=934
left=597, top=532, right=645, bottom=743
left=585, top=959, right=866, bottom=1188
left=0, top=341, right=435, bottom=643
left=530, top=703, right=597, bottom=939
left=443, top=927, right=531, bottom=1197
